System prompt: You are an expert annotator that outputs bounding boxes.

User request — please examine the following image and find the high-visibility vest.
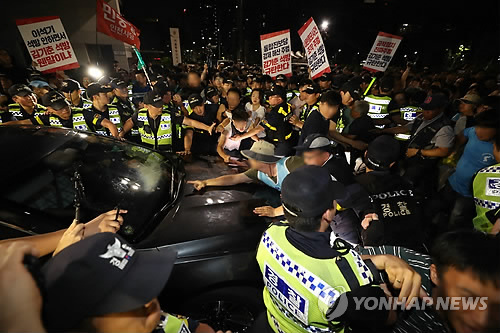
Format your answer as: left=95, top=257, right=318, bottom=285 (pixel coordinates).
left=472, top=164, right=500, bottom=233
left=163, top=104, right=182, bottom=140
left=287, top=89, right=299, bottom=102
left=157, top=311, right=193, bottom=333
left=261, top=103, right=293, bottom=142
left=364, top=95, right=392, bottom=128
left=256, top=224, right=374, bottom=333
left=89, top=105, right=123, bottom=136
left=245, top=86, right=253, bottom=96
left=257, top=157, right=291, bottom=191
left=137, top=109, right=173, bottom=149
left=8, top=103, right=46, bottom=119
left=112, top=96, right=139, bottom=136
left=299, top=102, right=319, bottom=123
left=33, top=111, right=89, bottom=131
left=394, top=106, right=422, bottom=141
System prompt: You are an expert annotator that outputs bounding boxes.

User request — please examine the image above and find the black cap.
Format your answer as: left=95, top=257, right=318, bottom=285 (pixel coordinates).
left=223, top=78, right=234, bottom=84
left=205, top=86, right=219, bottom=98
left=275, top=74, right=287, bottom=82
left=97, top=76, right=112, bottom=85
left=268, top=85, right=287, bottom=100
left=365, top=135, right=400, bottom=171
left=153, top=82, right=173, bottom=96
left=41, top=91, right=70, bottom=110
left=61, top=79, right=82, bottom=93
left=281, top=165, right=345, bottom=218
left=110, top=79, right=128, bottom=90
left=42, top=233, right=177, bottom=332
left=8, top=84, right=33, bottom=97
left=421, top=93, right=448, bottom=110
left=304, top=84, right=321, bottom=94
left=188, top=93, right=203, bottom=108
left=295, top=133, right=338, bottom=152
left=143, top=90, right=164, bottom=108
left=341, top=81, right=361, bottom=101
left=86, top=83, right=113, bottom=99
left=319, top=73, right=332, bottom=81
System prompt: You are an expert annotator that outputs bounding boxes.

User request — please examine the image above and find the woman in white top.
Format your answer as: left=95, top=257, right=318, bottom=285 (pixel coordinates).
left=245, top=88, right=266, bottom=138
left=217, top=107, right=256, bottom=163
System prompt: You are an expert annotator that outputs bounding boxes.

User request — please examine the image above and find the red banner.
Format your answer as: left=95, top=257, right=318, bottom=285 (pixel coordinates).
left=96, top=0, right=140, bottom=49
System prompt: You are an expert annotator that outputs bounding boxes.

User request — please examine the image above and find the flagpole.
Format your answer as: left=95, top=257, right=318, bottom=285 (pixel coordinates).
left=132, top=46, right=152, bottom=88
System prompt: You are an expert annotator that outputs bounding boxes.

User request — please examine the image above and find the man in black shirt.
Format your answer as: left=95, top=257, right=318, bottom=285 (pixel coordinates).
left=184, top=93, right=218, bottom=155
left=297, top=90, right=342, bottom=146
left=83, top=83, right=121, bottom=138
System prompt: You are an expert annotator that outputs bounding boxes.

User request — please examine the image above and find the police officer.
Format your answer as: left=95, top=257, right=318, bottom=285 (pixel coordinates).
left=0, top=91, right=118, bottom=136
left=472, top=131, right=500, bottom=234
left=84, top=83, right=123, bottom=137
left=233, top=85, right=294, bottom=156
left=154, top=82, right=184, bottom=151
left=355, top=136, right=426, bottom=252
left=318, top=72, right=333, bottom=92
left=120, top=90, right=214, bottom=151
left=364, top=77, right=393, bottom=129
left=389, top=88, right=426, bottom=142
left=289, top=84, right=320, bottom=130
left=110, top=79, right=136, bottom=121
left=60, top=79, right=92, bottom=110
left=7, top=84, right=46, bottom=120
left=252, top=165, right=425, bottom=333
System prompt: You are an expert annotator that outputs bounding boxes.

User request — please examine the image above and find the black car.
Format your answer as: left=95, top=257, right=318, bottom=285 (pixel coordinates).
left=0, top=126, right=280, bottom=332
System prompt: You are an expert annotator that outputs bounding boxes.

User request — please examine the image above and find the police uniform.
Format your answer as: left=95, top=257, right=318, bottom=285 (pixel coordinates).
left=472, top=163, right=500, bottom=233
left=31, top=111, right=94, bottom=131
left=132, top=108, right=184, bottom=151
left=84, top=105, right=123, bottom=136
left=299, top=102, right=319, bottom=124
left=255, top=166, right=388, bottom=333
left=261, top=101, right=294, bottom=156
left=389, top=106, right=423, bottom=141
left=112, top=96, right=139, bottom=138
left=8, top=102, right=46, bottom=120
left=154, top=312, right=200, bottom=333
left=363, top=94, right=392, bottom=129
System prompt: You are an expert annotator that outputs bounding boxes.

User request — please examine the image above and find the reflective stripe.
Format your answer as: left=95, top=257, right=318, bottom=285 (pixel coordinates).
left=368, top=113, right=389, bottom=119
left=474, top=198, right=500, bottom=210
left=395, top=133, right=411, bottom=140
left=364, top=96, right=391, bottom=105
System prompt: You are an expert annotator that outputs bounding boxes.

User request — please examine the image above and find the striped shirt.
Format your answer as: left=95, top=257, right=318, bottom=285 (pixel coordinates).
left=359, top=245, right=449, bottom=333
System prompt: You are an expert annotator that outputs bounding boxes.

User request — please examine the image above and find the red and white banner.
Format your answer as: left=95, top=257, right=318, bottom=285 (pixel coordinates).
left=16, top=16, right=79, bottom=73
left=97, top=0, right=140, bottom=49
left=363, top=32, right=402, bottom=72
left=298, top=18, right=330, bottom=80
left=260, top=29, right=291, bottom=78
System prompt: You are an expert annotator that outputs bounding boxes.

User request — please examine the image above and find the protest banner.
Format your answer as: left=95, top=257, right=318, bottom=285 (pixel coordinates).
left=363, top=32, right=402, bottom=72
left=170, top=28, right=182, bottom=66
left=16, top=16, right=79, bottom=73
left=97, top=0, right=141, bottom=49
left=298, top=18, right=330, bottom=79
left=260, top=29, right=292, bottom=77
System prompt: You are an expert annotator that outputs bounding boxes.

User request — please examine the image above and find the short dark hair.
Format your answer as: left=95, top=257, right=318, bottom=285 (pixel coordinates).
left=474, top=108, right=500, bottom=128
left=232, top=107, right=250, bottom=122
left=284, top=205, right=323, bottom=232
left=319, top=90, right=342, bottom=107
left=227, top=87, right=241, bottom=98
left=431, top=230, right=500, bottom=288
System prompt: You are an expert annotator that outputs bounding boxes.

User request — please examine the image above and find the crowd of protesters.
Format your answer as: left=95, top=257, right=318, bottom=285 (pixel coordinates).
left=0, top=45, right=499, bottom=333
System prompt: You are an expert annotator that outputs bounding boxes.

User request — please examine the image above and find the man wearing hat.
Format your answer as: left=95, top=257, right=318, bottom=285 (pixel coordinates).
left=289, top=84, right=321, bottom=130
left=188, top=140, right=304, bottom=217
left=318, top=72, right=333, bottom=92
left=354, top=135, right=425, bottom=251
left=297, top=90, right=342, bottom=147
left=29, top=78, right=51, bottom=101
left=232, top=85, right=295, bottom=156
left=1, top=91, right=119, bottom=137
left=84, top=82, right=126, bottom=137
left=389, top=88, right=427, bottom=141
left=61, top=78, right=92, bottom=110
left=205, top=86, right=220, bottom=105
left=120, top=90, right=214, bottom=151
left=385, top=93, right=454, bottom=192
left=7, top=84, right=47, bottom=120
left=253, top=165, right=425, bottom=333
left=42, top=233, right=218, bottom=333
left=454, top=93, right=482, bottom=134
left=183, top=93, right=218, bottom=156
left=110, top=79, right=136, bottom=122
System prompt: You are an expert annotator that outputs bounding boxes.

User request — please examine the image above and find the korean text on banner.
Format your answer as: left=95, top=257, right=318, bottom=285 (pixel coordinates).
left=16, top=16, right=79, bottom=73
left=97, top=0, right=141, bottom=49
left=298, top=18, right=330, bottom=80
left=363, top=32, right=402, bottom=72
left=260, top=29, right=292, bottom=78
left=170, top=28, right=182, bottom=66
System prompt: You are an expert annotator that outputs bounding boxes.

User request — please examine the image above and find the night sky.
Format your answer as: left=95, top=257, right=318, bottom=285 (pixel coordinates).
left=121, top=0, right=499, bottom=69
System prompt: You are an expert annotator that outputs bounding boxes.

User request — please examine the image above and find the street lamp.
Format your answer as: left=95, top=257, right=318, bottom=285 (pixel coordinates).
left=88, top=66, right=103, bottom=80
left=321, top=20, right=329, bottom=31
